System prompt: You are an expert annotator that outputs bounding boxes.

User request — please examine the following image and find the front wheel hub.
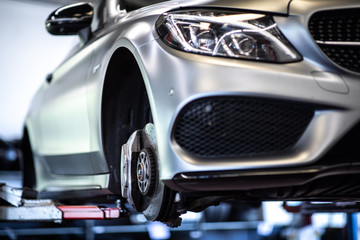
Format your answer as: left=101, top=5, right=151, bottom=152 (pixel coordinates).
left=136, top=148, right=156, bottom=196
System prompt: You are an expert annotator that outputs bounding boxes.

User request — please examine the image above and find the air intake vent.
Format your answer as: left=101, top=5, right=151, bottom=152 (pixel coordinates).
left=173, top=97, right=314, bottom=159
left=309, top=8, right=360, bottom=73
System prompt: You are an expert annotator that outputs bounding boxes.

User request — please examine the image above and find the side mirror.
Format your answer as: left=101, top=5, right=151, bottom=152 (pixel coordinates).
left=46, top=2, right=93, bottom=36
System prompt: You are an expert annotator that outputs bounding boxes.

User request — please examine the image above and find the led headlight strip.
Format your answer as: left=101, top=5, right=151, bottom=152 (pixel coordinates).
left=156, top=9, right=302, bottom=63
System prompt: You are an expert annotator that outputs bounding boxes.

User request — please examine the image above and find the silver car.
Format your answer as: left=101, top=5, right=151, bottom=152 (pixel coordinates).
left=22, top=0, right=360, bottom=226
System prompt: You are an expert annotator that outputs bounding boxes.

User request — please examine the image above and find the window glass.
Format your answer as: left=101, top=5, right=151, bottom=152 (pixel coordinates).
left=119, top=0, right=169, bottom=11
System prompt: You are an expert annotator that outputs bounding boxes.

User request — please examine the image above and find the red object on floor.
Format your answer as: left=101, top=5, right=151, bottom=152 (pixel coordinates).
left=57, top=206, right=119, bottom=220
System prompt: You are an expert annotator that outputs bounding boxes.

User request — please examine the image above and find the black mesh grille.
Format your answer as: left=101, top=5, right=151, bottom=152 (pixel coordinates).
left=319, top=45, right=360, bottom=73
left=173, top=97, right=314, bottom=158
left=309, top=8, right=360, bottom=73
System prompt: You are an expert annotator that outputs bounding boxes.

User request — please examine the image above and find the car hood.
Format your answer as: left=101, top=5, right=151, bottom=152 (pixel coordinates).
left=288, top=0, right=360, bottom=15
left=188, top=0, right=291, bottom=14
left=120, top=0, right=291, bottom=24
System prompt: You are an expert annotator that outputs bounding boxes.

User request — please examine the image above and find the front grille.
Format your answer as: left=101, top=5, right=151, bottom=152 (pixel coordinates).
left=173, top=97, right=314, bottom=158
left=309, top=8, right=360, bottom=73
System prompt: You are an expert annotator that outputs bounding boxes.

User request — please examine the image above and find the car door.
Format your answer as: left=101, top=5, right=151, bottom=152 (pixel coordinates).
left=36, top=45, right=96, bottom=175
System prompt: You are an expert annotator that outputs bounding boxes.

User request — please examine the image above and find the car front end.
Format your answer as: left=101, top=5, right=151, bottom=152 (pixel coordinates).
left=129, top=0, right=360, bottom=199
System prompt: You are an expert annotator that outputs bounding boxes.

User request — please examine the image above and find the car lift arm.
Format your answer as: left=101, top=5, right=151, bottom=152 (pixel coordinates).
left=0, top=183, right=124, bottom=222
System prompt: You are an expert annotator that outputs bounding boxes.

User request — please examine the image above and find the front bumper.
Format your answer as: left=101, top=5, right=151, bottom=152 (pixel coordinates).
left=164, top=120, right=360, bottom=195
left=135, top=11, right=360, bottom=185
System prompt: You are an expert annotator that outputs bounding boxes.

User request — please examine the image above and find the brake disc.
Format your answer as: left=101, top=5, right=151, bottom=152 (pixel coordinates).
left=121, top=123, right=178, bottom=223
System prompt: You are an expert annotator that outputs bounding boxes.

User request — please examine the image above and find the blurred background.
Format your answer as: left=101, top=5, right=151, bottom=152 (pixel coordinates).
left=0, top=0, right=76, bottom=142
left=0, top=1, right=359, bottom=240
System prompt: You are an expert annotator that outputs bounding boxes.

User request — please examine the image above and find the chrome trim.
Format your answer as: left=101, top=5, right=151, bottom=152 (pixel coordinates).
left=316, top=40, right=360, bottom=46
left=180, top=168, right=320, bottom=180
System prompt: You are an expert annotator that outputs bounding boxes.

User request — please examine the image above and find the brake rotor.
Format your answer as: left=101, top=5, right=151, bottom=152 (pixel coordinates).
left=121, top=123, right=181, bottom=226
left=136, top=148, right=156, bottom=196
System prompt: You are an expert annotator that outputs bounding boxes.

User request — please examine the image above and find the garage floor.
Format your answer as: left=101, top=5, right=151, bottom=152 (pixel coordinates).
left=0, top=170, right=357, bottom=240
left=0, top=171, right=259, bottom=240
left=0, top=220, right=258, bottom=240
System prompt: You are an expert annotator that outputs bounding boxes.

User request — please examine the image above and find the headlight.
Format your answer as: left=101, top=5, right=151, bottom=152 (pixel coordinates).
left=156, top=9, right=302, bottom=63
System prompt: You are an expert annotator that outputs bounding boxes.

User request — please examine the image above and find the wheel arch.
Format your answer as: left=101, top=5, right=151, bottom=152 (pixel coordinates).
left=21, top=126, right=36, bottom=189
left=101, top=44, right=152, bottom=194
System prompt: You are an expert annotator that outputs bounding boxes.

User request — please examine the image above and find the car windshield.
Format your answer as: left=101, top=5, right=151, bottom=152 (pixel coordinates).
left=119, top=0, right=169, bottom=11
